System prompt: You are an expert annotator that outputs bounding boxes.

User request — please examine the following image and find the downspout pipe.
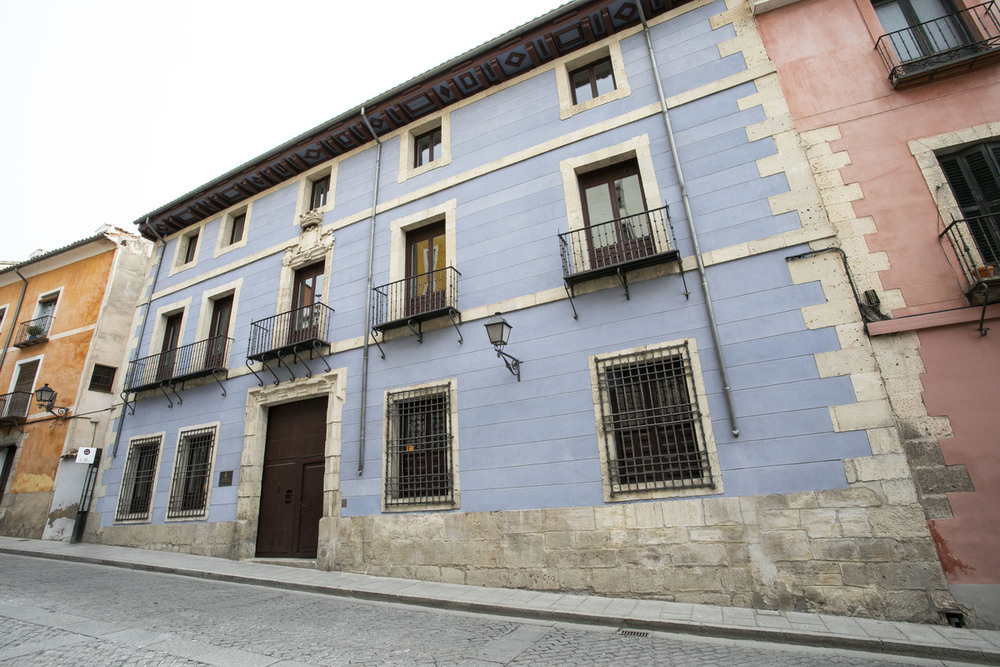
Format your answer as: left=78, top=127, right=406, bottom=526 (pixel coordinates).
left=0, top=268, right=29, bottom=382
left=637, top=4, right=740, bottom=437
left=357, top=108, right=383, bottom=476
left=112, top=221, right=166, bottom=456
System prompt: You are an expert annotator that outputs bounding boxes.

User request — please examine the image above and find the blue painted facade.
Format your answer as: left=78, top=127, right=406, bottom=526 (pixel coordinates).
left=99, top=0, right=867, bottom=558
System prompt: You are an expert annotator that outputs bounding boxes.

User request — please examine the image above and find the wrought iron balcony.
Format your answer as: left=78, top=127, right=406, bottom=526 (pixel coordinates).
left=247, top=303, right=334, bottom=362
left=372, top=266, right=461, bottom=333
left=124, top=335, right=233, bottom=393
left=0, top=391, right=32, bottom=426
left=12, top=314, right=54, bottom=348
left=876, top=1, right=1000, bottom=88
left=558, top=206, right=681, bottom=313
left=940, top=214, right=1000, bottom=302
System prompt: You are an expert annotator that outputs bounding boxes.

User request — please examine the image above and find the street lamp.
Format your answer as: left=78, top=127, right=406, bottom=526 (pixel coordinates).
left=34, top=384, right=70, bottom=419
left=484, top=312, right=522, bottom=381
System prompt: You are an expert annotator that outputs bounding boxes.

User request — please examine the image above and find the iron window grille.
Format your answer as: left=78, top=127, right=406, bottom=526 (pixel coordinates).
left=384, top=385, right=454, bottom=508
left=115, top=435, right=161, bottom=522
left=167, top=426, right=216, bottom=519
left=596, top=342, right=714, bottom=496
left=89, top=364, right=116, bottom=393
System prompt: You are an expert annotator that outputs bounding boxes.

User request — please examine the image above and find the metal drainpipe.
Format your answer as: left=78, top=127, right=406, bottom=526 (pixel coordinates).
left=112, top=222, right=167, bottom=456
left=0, top=268, right=29, bottom=380
left=357, top=108, right=383, bottom=476
left=637, top=4, right=740, bottom=437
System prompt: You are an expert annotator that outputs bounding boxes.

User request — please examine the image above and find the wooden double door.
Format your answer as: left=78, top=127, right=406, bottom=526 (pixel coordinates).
left=256, top=397, right=327, bottom=558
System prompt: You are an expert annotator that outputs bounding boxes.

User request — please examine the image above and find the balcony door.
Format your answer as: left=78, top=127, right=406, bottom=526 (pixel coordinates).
left=156, top=313, right=183, bottom=382
left=291, top=263, right=323, bottom=344
left=36, top=296, right=57, bottom=335
left=5, top=360, right=38, bottom=419
left=204, top=295, right=233, bottom=370
left=873, top=0, right=967, bottom=61
left=940, top=142, right=1000, bottom=270
left=406, top=221, right=447, bottom=317
left=579, top=160, right=653, bottom=269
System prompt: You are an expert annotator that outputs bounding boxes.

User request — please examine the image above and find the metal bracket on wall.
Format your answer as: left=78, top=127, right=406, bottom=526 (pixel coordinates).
left=370, top=329, right=386, bottom=360
left=210, top=369, right=228, bottom=397
left=246, top=358, right=280, bottom=387
left=158, top=382, right=182, bottom=409
left=447, top=308, right=463, bottom=344
left=407, top=318, right=423, bottom=343
left=617, top=267, right=631, bottom=300
left=976, top=281, right=992, bottom=336
left=0, top=422, right=24, bottom=435
left=563, top=284, right=580, bottom=320
left=119, top=391, right=135, bottom=416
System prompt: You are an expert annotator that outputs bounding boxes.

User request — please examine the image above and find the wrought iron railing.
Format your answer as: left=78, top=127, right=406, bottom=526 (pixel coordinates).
left=12, top=314, right=54, bottom=347
left=940, top=214, right=1000, bottom=288
left=372, top=266, right=460, bottom=330
left=247, top=303, right=334, bottom=360
left=124, top=335, right=233, bottom=392
left=0, top=391, right=32, bottom=423
left=558, top=205, right=676, bottom=280
left=876, top=1, right=1000, bottom=86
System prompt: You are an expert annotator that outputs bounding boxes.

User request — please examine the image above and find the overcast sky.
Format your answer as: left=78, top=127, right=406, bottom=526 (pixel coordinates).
left=0, top=0, right=559, bottom=262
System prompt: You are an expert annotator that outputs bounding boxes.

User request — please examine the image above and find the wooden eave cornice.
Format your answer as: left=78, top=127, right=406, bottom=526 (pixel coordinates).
left=135, top=0, right=689, bottom=241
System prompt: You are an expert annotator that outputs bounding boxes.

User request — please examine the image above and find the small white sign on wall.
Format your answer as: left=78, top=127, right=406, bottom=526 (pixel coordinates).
left=76, top=447, right=98, bottom=464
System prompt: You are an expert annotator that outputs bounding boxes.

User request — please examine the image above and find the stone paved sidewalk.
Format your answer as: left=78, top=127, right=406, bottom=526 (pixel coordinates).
left=1, top=536, right=998, bottom=665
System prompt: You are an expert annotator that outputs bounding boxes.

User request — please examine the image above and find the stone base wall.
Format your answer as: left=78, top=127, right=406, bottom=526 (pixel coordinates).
left=0, top=490, right=53, bottom=539
left=96, top=521, right=244, bottom=560
left=324, top=488, right=953, bottom=624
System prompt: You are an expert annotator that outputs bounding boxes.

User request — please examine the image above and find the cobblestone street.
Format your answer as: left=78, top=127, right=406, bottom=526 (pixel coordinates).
left=0, top=553, right=973, bottom=666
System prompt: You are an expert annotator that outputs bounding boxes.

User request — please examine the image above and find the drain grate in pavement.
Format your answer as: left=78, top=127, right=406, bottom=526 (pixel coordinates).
left=617, top=629, right=650, bottom=638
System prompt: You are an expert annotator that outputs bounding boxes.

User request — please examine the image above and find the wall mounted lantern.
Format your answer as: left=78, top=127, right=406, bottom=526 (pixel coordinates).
left=35, top=384, right=70, bottom=419
left=484, top=312, right=522, bottom=381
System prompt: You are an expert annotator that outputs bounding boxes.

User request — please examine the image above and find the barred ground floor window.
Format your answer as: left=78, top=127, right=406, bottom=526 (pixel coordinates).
left=167, top=425, right=217, bottom=519
left=383, top=381, right=458, bottom=510
left=591, top=340, right=719, bottom=500
left=116, top=435, right=162, bottom=522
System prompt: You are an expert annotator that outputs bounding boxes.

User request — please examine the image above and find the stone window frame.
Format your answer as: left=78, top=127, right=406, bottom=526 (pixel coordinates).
left=164, top=421, right=220, bottom=521
left=399, top=112, right=452, bottom=183
left=88, top=364, right=117, bottom=393
left=556, top=40, right=631, bottom=120
left=214, top=202, right=252, bottom=258
left=909, top=122, right=1000, bottom=285
left=31, top=288, right=62, bottom=336
left=6, top=353, right=42, bottom=396
left=114, top=432, right=165, bottom=524
left=193, top=278, right=242, bottom=354
left=169, top=225, right=204, bottom=276
left=235, top=369, right=347, bottom=561
left=294, top=165, right=337, bottom=224
left=148, top=297, right=192, bottom=357
left=589, top=338, right=722, bottom=503
left=388, top=199, right=458, bottom=286
left=276, top=231, right=335, bottom=320
left=559, top=135, right=666, bottom=274
left=381, top=378, right=460, bottom=513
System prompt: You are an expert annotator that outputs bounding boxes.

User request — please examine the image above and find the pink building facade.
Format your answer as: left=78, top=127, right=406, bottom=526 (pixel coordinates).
left=754, top=0, right=1000, bottom=627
